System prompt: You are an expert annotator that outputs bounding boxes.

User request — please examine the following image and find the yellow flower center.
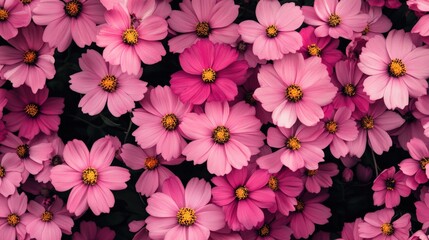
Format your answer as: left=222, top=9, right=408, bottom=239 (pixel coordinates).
left=362, top=25, right=370, bottom=35
left=16, top=144, right=30, bottom=159
left=24, top=103, right=39, bottom=118
left=23, top=50, right=38, bottom=65
left=286, top=136, right=301, bottom=151
left=0, top=166, right=4, bottom=178
left=306, top=169, right=318, bottom=176
left=268, top=176, right=279, bottom=191
left=20, top=0, right=32, bottom=4
left=385, top=178, right=395, bottom=190
left=201, top=68, right=216, bottom=83
left=176, top=207, right=196, bottom=226
left=325, top=120, right=338, bottom=134
left=285, top=85, right=303, bottom=102
left=99, top=75, right=118, bottom=93
left=7, top=214, right=20, bottom=227
left=258, top=224, right=270, bottom=237
left=0, top=8, right=8, bottom=21
left=212, top=126, right=230, bottom=144
left=41, top=211, right=53, bottom=222
left=235, top=186, right=249, bottom=200
left=161, top=114, right=179, bottom=131
left=266, top=25, right=278, bottom=38
left=122, top=28, right=139, bottom=45
left=195, top=22, right=210, bottom=38
left=144, top=156, right=159, bottom=170
left=361, top=115, right=374, bottom=130
left=82, top=168, right=98, bottom=185
left=381, top=223, right=394, bottom=236
left=342, top=83, right=356, bottom=97
left=64, top=0, right=82, bottom=17
left=328, top=14, right=341, bottom=27
left=307, top=44, right=321, bottom=57
left=294, top=199, right=305, bottom=212
left=420, top=158, right=429, bottom=170
left=388, top=59, right=406, bottom=77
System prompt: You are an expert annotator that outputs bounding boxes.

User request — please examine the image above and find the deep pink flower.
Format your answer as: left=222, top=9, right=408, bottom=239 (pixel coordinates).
left=50, top=138, right=130, bottom=216
left=346, top=37, right=368, bottom=60
left=35, top=135, right=65, bottom=183
left=254, top=53, right=337, bottom=128
left=0, top=88, right=7, bottom=119
left=340, top=218, right=364, bottom=240
left=70, top=49, right=147, bottom=117
left=416, top=193, right=429, bottom=229
left=240, top=212, right=292, bottom=240
left=168, top=0, right=239, bottom=53
left=3, top=86, right=64, bottom=140
left=355, top=3, right=392, bottom=39
left=146, top=176, right=225, bottom=240
left=0, top=23, right=55, bottom=93
left=372, top=166, right=412, bottom=208
left=209, top=226, right=242, bottom=240
left=358, top=30, right=429, bottom=109
left=302, top=0, right=367, bottom=39
left=170, top=40, right=248, bottom=105
left=96, top=3, right=167, bottom=75
left=33, top=0, right=105, bottom=52
left=238, top=0, right=304, bottom=60
left=0, top=192, right=28, bottom=240
left=367, top=0, right=402, bottom=8
left=358, top=208, right=411, bottom=239
left=0, top=0, right=31, bottom=40
left=0, top=153, right=24, bottom=197
left=129, top=220, right=150, bottom=240
left=302, top=163, right=339, bottom=193
left=22, top=197, right=73, bottom=240
left=211, top=168, right=275, bottom=231
left=72, top=221, right=115, bottom=240
left=132, top=86, right=191, bottom=160
left=180, top=101, right=265, bottom=176
left=399, top=138, right=429, bottom=184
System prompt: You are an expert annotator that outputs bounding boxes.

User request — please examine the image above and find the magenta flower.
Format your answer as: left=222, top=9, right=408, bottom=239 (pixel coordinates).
left=257, top=122, right=326, bottom=172
left=399, top=138, right=429, bottom=184
left=0, top=23, right=55, bottom=93
left=129, top=220, right=149, bottom=240
left=238, top=0, right=304, bottom=60
left=35, top=135, right=65, bottom=183
left=341, top=218, right=364, bottom=240
left=211, top=168, right=275, bottom=231
left=168, top=0, right=239, bottom=53
left=33, top=0, right=105, bottom=52
left=367, top=0, right=402, bottom=8
left=170, top=40, right=248, bottom=105
left=3, top=86, right=64, bottom=140
left=302, top=0, right=368, bottom=39
left=181, top=101, right=264, bottom=176
left=358, top=30, right=429, bottom=109
left=23, top=198, right=73, bottom=240
left=0, top=192, right=28, bottom=240
left=132, top=86, right=191, bottom=160
left=254, top=53, right=337, bottom=128
left=240, top=212, right=292, bottom=240
left=70, top=49, right=147, bottom=117
left=416, top=193, right=429, bottom=229
left=50, top=138, right=130, bottom=216
left=0, top=153, right=24, bottom=197
left=372, top=167, right=412, bottom=208
left=0, top=0, right=31, bottom=40
left=302, top=163, right=339, bottom=193
left=146, top=176, right=225, bottom=240
left=358, top=208, right=411, bottom=239
left=72, top=221, right=115, bottom=240
left=355, top=3, right=392, bottom=40
left=120, top=144, right=182, bottom=197
left=97, top=3, right=167, bottom=75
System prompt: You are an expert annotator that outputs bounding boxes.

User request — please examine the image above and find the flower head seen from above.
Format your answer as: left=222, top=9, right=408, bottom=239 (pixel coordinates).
left=399, top=138, right=429, bottom=184
left=358, top=208, right=411, bottom=239
left=0, top=192, right=28, bottom=240
left=0, top=0, right=31, bottom=40
left=372, top=166, right=412, bottom=208
left=302, top=163, right=339, bottom=193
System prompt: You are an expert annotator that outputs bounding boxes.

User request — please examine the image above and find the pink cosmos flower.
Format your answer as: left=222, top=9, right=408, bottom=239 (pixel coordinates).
left=72, top=221, right=115, bottom=240
left=358, top=30, right=429, bottom=109
left=0, top=0, right=31, bottom=40
left=416, top=95, right=429, bottom=138
left=99, top=0, right=124, bottom=10
left=120, top=144, right=183, bottom=197
left=0, top=23, right=55, bottom=93
left=129, top=220, right=150, bottom=240
left=299, top=26, right=342, bottom=75
left=170, top=40, right=248, bottom=105
left=416, top=193, right=429, bottom=229
left=96, top=2, right=167, bottom=75
left=407, top=0, right=429, bottom=11
left=35, top=135, right=64, bottom=183
left=180, top=101, right=265, bottom=176
left=409, top=230, right=429, bottom=240
left=367, top=0, right=402, bottom=8
left=168, top=0, right=239, bottom=53
left=32, top=0, right=105, bottom=52
left=355, top=3, right=392, bottom=40
left=340, top=218, right=364, bottom=240
left=211, top=168, right=275, bottom=231
left=153, top=0, right=172, bottom=19
left=346, top=37, right=368, bottom=60
left=235, top=39, right=266, bottom=68
left=348, top=101, right=405, bottom=157
left=70, top=49, right=147, bottom=117
left=372, top=166, right=412, bottom=208
left=0, top=192, right=28, bottom=240
left=266, top=168, right=304, bottom=216
left=23, top=197, right=73, bottom=240
left=302, top=0, right=368, bottom=39
left=257, top=122, right=326, bottom=172
left=0, top=153, right=24, bottom=197
left=3, top=86, right=64, bottom=140
left=238, top=0, right=304, bottom=60
left=50, top=138, right=130, bottom=216
left=146, top=176, right=225, bottom=240
left=399, top=138, right=429, bottom=184
left=302, top=163, right=339, bottom=193
left=240, top=212, right=292, bottom=240
left=358, top=208, right=411, bottom=239
left=287, top=191, right=332, bottom=239
left=413, top=14, right=429, bottom=41
left=132, top=86, right=191, bottom=160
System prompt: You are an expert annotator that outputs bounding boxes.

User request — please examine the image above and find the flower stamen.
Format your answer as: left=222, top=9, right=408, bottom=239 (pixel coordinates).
left=82, top=168, right=98, bottom=185
left=177, top=207, right=196, bottom=226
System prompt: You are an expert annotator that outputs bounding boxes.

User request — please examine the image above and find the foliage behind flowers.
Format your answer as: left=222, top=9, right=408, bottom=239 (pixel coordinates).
left=0, top=0, right=429, bottom=239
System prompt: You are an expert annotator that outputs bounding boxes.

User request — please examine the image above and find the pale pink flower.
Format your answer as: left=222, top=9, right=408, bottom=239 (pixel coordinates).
left=409, top=230, right=429, bottom=240
left=355, top=3, right=392, bottom=39
left=0, top=153, right=24, bottom=197
left=358, top=208, right=411, bottom=239
left=35, top=135, right=65, bottom=183
left=72, top=221, right=115, bottom=240
left=302, top=163, right=339, bottom=193
left=0, top=0, right=31, bottom=40
left=413, top=15, right=429, bottom=42
left=399, top=138, right=429, bottom=184
left=0, top=192, right=28, bottom=240
left=372, top=167, right=412, bottom=208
